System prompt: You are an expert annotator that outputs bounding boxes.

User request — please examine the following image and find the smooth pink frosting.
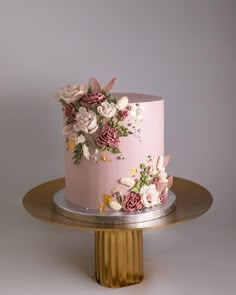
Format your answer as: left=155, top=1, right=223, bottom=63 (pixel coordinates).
left=64, top=93, right=164, bottom=210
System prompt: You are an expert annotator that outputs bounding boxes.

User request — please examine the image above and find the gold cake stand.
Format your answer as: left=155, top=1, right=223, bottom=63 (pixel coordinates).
left=23, top=177, right=213, bottom=288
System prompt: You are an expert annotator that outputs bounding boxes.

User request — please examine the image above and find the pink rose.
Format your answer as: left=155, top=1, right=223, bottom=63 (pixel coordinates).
left=160, top=189, right=167, bottom=203
left=122, top=192, right=143, bottom=212
left=118, top=110, right=129, bottom=120
left=80, top=92, right=106, bottom=106
left=96, top=125, right=120, bottom=148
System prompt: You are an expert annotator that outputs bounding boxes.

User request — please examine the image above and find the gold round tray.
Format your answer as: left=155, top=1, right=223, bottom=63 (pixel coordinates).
left=23, top=177, right=213, bottom=288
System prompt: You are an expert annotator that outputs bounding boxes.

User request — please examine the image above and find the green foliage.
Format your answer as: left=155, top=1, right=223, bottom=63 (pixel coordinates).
left=87, top=86, right=92, bottom=93
left=99, top=145, right=121, bottom=154
left=112, top=147, right=121, bottom=154
left=73, top=100, right=81, bottom=111
left=59, top=99, right=67, bottom=106
left=117, top=195, right=123, bottom=204
left=73, top=144, right=83, bottom=165
left=131, top=180, right=145, bottom=193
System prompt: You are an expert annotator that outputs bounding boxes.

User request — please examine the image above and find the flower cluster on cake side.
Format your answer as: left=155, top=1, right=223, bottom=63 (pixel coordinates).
left=57, top=77, right=143, bottom=164
left=100, top=155, right=173, bottom=212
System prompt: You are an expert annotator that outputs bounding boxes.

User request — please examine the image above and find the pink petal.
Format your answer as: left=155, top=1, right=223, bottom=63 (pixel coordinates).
left=103, top=77, right=117, bottom=93
left=164, top=155, right=170, bottom=167
left=167, top=176, right=173, bottom=189
left=88, top=77, right=101, bottom=93
left=156, top=183, right=167, bottom=193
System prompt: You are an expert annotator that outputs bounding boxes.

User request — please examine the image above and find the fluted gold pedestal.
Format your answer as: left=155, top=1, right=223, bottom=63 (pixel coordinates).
left=95, top=230, right=143, bottom=288
left=23, top=177, right=213, bottom=288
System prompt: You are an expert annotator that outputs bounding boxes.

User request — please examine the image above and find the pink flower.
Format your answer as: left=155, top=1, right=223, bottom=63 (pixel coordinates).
left=118, top=110, right=129, bottom=120
left=122, top=192, right=143, bottom=212
left=96, top=125, right=120, bottom=148
left=152, top=177, right=162, bottom=191
left=80, top=92, right=106, bottom=106
left=160, top=189, right=167, bottom=203
left=64, top=104, right=77, bottom=123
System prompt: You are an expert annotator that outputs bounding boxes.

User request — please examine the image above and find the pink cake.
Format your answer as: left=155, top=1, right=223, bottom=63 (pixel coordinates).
left=57, top=77, right=173, bottom=213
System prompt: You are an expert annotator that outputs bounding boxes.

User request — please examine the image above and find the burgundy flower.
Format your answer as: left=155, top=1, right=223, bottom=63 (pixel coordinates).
left=96, top=125, right=120, bottom=148
left=160, top=189, right=167, bottom=203
left=122, top=192, right=143, bottom=212
left=64, top=104, right=77, bottom=123
left=118, top=110, right=129, bottom=120
left=80, top=92, right=106, bottom=106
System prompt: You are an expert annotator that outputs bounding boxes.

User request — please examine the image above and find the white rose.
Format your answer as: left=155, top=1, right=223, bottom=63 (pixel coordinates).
left=140, top=184, right=160, bottom=208
left=97, top=101, right=117, bottom=118
left=82, top=143, right=90, bottom=160
left=73, top=107, right=98, bottom=134
left=76, top=134, right=85, bottom=144
left=116, top=96, right=129, bottom=110
left=60, top=84, right=87, bottom=104
left=109, top=201, right=122, bottom=211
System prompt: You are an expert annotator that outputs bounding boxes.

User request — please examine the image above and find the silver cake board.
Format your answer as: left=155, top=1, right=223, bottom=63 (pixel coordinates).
left=53, top=189, right=176, bottom=225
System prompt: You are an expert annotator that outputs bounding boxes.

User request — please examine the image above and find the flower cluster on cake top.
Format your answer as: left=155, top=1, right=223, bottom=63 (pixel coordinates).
left=100, top=155, right=173, bottom=212
left=57, top=77, right=143, bottom=164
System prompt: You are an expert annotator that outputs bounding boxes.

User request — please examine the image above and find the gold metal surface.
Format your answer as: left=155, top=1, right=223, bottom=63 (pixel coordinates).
left=23, top=177, right=213, bottom=230
left=22, top=177, right=212, bottom=288
left=95, top=230, right=143, bottom=288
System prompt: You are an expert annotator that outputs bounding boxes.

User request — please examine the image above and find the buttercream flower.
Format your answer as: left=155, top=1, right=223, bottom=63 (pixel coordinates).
left=160, top=188, right=168, bottom=203
left=110, top=201, right=122, bottom=211
left=82, top=143, right=90, bottom=160
left=60, top=84, right=87, bottom=104
left=73, top=107, right=98, bottom=134
left=156, top=155, right=165, bottom=171
left=96, top=125, right=120, bottom=148
left=116, top=96, right=129, bottom=110
left=63, top=124, right=77, bottom=140
left=159, top=170, right=168, bottom=183
left=140, top=184, right=160, bottom=208
left=80, top=92, right=106, bottom=106
left=76, top=134, right=85, bottom=144
left=64, top=103, right=77, bottom=123
left=152, top=177, right=163, bottom=191
left=130, top=104, right=143, bottom=120
left=122, top=192, right=143, bottom=212
left=97, top=101, right=117, bottom=118
left=118, top=110, right=129, bottom=120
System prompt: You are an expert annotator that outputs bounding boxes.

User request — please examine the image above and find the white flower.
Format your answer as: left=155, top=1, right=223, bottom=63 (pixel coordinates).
left=116, top=96, right=129, bottom=110
left=119, top=178, right=135, bottom=187
left=140, top=184, right=160, bottom=208
left=130, top=105, right=143, bottom=120
left=76, top=134, right=85, bottom=144
left=97, top=101, right=117, bottom=118
left=109, top=201, right=122, bottom=211
left=73, top=107, right=98, bottom=134
left=63, top=124, right=77, bottom=140
left=156, top=155, right=165, bottom=171
left=82, top=143, right=90, bottom=160
left=60, top=84, right=87, bottom=104
left=159, top=171, right=168, bottom=183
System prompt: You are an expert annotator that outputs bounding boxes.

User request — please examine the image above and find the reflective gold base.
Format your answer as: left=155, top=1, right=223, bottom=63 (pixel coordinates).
left=23, top=177, right=213, bottom=288
left=95, top=230, right=143, bottom=288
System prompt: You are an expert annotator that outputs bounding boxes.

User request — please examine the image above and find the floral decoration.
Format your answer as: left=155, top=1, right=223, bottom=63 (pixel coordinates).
left=102, top=155, right=173, bottom=212
left=57, top=77, right=142, bottom=164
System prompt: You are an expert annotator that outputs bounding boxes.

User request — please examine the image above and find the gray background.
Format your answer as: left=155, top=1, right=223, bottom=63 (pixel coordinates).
left=0, top=0, right=235, bottom=294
